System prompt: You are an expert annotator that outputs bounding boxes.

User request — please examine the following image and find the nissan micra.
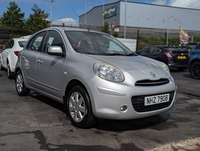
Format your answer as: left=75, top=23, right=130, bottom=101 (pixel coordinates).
left=15, top=27, right=177, bottom=128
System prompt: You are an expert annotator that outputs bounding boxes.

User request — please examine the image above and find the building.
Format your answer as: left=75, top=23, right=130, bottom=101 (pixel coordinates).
left=79, top=0, right=200, bottom=38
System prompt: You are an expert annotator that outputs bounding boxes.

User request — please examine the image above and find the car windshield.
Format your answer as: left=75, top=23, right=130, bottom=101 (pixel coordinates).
left=65, top=31, right=136, bottom=56
left=18, top=41, right=27, bottom=48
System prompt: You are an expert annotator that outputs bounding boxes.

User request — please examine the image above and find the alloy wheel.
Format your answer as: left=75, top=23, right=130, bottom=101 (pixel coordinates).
left=69, top=91, right=86, bottom=122
left=16, top=73, right=24, bottom=93
left=190, top=62, right=200, bottom=79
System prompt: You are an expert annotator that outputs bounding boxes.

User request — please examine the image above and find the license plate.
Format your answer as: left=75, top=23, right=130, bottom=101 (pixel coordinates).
left=144, top=93, right=170, bottom=106
left=177, top=56, right=186, bottom=59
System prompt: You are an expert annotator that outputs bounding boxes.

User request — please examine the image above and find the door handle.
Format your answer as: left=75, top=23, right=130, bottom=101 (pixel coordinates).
left=36, top=60, right=43, bottom=64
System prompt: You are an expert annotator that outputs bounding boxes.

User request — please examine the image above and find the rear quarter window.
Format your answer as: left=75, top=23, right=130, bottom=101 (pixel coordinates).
left=18, top=41, right=27, bottom=48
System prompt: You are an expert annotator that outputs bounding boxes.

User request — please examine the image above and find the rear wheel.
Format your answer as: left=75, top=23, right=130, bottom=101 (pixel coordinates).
left=190, top=62, right=200, bottom=79
left=7, top=63, right=14, bottom=79
left=67, top=86, right=96, bottom=128
left=0, top=60, right=3, bottom=70
left=15, top=70, right=30, bottom=96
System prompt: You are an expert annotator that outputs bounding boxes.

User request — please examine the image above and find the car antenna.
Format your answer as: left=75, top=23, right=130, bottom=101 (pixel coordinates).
left=71, top=8, right=90, bottom=31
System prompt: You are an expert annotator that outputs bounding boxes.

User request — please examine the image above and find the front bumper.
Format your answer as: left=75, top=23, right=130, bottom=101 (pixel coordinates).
left=87, top=76, right=177, bottom=120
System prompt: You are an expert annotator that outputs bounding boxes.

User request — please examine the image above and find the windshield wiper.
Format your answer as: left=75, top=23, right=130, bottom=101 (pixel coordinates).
left=125, top=52, right=136, bottom=56
left=109, top=52, right=136, bottom=56
left=83, top=52, right=136, bottom=56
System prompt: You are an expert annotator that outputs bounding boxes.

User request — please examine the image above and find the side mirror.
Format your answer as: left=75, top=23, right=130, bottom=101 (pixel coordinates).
left=48, top=46, right=65, bottom=57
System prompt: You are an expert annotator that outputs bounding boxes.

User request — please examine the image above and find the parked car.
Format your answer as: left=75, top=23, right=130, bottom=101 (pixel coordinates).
left=137, top=45, right=190, bottom=71
left=0, top=45, right=4, bottom=53
left=0, top=46, right=3, bottom=69
left=186, top=43, right=197, bottom=50
left=0, top=36, right=30, bottom=78
left=15, top=27, right=177, bottom=128
left=189, top=44, right=200, bottom=79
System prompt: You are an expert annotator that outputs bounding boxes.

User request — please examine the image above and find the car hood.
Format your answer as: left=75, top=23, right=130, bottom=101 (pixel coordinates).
left=85, top=55, right=170, bottom=80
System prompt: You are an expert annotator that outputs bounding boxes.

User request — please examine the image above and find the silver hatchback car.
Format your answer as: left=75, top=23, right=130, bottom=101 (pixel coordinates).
left=15, top=27, right=177, bottom=128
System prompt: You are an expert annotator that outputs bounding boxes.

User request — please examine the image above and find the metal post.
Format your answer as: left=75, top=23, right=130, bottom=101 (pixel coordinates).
left=124, top=0, right=127, bottom=38
left=11, top=17, right=14, bottom=38
left=50, top=0, right=54, bottom=27
left=85, top=0, right=87, bottom=25
left=136, top=30, right=139, bottom=51
left=103, top=2, right=104, bottom=25
left=167, top=15, right=174, bottom=45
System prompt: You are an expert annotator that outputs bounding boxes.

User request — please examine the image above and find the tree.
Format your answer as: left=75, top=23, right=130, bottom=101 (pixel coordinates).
left=101, top=21, right=110, bottom=34
left=26, top=4, right=50, bottom=33
left=0, top=1, right=25, bottom=37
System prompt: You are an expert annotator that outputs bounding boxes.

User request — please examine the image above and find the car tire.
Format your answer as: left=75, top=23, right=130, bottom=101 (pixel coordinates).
left=7, top=63, right=14, bottom=79
left=190, top=62, right=200, bottom=79
left=0, top=60, right=3, bottom=70
left=15, top=70, right=30, bottom=96
left=177, top=68, right=185, bottom=71
left=67, top=86, right=96, bottom=128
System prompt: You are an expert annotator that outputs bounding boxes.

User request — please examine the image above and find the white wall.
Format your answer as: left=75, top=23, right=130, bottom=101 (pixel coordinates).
left=117, top=38, right=137, bottom=52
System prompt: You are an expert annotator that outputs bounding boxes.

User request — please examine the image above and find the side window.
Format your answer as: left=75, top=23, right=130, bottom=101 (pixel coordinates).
left=5, top=40, right=14, bottom=49
left=43, top=30, right=65, bottom=53
left=149, top=47, right=158, bottom=54
left=26, top=31, right=46, bottom=51
left=139, top=47, right=149, bottom=55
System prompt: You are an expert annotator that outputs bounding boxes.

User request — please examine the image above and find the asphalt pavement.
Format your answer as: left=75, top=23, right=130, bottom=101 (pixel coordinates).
left=170, top=69, right=200, bottom=97
left=0, top=69, right=200, bottom=151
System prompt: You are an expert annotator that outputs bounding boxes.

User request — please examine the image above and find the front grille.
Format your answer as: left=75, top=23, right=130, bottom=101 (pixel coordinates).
left=131, top=91, right=174, bottom=112
left=135, top=78, right=169, bottom=86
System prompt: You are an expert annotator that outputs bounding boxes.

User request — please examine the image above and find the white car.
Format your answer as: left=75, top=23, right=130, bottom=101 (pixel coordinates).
left=0, top=37, right=30, bottom=78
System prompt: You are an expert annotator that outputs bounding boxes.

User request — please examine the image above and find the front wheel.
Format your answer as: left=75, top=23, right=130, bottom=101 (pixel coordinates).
left=15, top=70, right=30, bottom=96
left=190, top=62, right=200, bottom=79
left=177, top=68, right=185, bottom=71
left=67, top=86, right=96, bottom=128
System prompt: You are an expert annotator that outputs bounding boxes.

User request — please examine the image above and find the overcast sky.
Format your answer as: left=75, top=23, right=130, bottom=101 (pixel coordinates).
left=0, top=0, right=199, bottom=22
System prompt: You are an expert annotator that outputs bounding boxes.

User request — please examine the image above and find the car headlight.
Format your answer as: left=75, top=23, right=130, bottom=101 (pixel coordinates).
left=93, top=62, right=125, bottom=82
left=161, top=62, right=170, bottom=74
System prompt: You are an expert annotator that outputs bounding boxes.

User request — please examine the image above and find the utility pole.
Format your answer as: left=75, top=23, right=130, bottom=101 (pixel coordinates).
left=50, top=0, right=54, bottom=27
left=166, top=15, right=174, bottom=45
left=103, top=2, right=104, bottom=25
left=11, top=17, right=14, bottom=38
left=124, top=0, right=127, bottom=38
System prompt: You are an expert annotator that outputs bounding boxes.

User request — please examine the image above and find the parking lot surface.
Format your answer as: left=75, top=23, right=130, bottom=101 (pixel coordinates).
left=0, top=70, right=200, bottom=151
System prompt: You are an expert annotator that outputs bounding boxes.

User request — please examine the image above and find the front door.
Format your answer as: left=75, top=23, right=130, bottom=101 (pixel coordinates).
left=35, top=30, right=66, bottom=100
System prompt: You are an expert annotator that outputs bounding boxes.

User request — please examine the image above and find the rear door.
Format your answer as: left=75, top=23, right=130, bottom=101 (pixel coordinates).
left=21, top=31, right=46, bottom=87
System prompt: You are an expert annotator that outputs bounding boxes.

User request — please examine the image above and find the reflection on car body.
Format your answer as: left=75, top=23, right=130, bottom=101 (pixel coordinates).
left=15, top=27, right=177, bottom=128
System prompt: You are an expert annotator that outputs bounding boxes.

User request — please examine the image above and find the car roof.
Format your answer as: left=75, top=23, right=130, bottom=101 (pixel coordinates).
left=20, top=35, right=31, bottom=39
left=42, top=27, right=107, bottom=35
left=12, top=38, right=29, bottom=41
